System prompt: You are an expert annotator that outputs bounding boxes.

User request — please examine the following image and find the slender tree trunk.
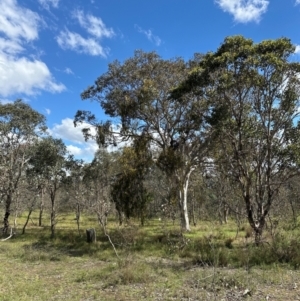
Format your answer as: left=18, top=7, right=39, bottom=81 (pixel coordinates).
left=13, top=190, right=20, bottom=229
left=224, top=204, right=229, bottom=224
left=191, top=192, right=196, bottom=226
left=50, top=209, right=55, bottom=238
left=76, top=202, right=81, bottom=236
left=244, top=188, right=268, bottom=245
left=254, top=221, right=265, bottom=245
left=39, top=188, right=44, bottom=227
left=288, top=197, right=297, bottom=228
left=235, top=206, right=242, bottom=239
left=177, top=168, right=195, bottom=232
left=50, top=192, right=56, bottom=238
left=22, top=197, right=38, bottom=235
left=179, top=180, right=191, bottom=231
left=3, top=212, right=10, bottom=235
left=218, top=203, right=224, bottom=225
left=3, top=193, right=12, bottom=235
left=22, top=208, right=33, bottom=235
left=117, top=208, right=124, bottom=226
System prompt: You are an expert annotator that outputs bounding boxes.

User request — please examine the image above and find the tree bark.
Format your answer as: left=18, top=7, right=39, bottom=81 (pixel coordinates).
left=178, top=171, right=193, bottom=231
left=244, top=187, right=268, bottom=245
left=22, top=207, right=33, bottom=235
left=50, top=209, right=55, bottom=238
left=39, top=188, right=44, bottom=227
left=254, top=220, right=265, bottom=245
left=75, top=202, right=81, bottom=235
left=3, top=211, right=10, bottom=236
left=50, top=190, right=56, bottom=238
left=3, top=193, right=12, bottom=235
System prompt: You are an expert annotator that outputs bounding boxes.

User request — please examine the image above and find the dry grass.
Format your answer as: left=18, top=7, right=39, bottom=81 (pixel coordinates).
left=1, top=250, right=300, bottom=300
left=0, top=212, right=300, bottom=300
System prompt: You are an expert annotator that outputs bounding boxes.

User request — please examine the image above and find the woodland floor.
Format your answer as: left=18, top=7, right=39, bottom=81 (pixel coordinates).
left=0, top=214, right=300, bottom=300
left=1, top=251, right=300, bottom=301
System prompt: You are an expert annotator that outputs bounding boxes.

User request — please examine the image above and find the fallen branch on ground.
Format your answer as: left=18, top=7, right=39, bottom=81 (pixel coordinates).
left=1, top=227, right=14, bottom=241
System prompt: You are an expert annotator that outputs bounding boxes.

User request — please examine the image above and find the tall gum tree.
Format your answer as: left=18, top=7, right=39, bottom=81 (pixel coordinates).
left=0, top=100, right=46, bottom=235
left=75, top=51, right=213, bottom=231
left=27, top=137, right=68, bottom=238
left=173, top=36, right=300, bottom=243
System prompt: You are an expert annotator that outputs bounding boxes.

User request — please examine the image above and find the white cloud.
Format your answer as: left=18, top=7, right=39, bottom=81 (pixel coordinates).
left=135, top=25, right=161, bottom=46
left=0, top=52, right=65, bottom=97
left=56, top=29, right=108, bottom=57
left=295, top=45, right=300, bottom=54
left=0, top=37, right=24, bottom=55
left=0, top=0, right=65, bottom=97
left=50, top=118, right=97, bottom=145
left=66, top=144, right=98, bottom=162
left=56, top=11, right=114, bottom=57
left=215, top=0, right=269, bottom=23
left=0, top=0, right=40, bottom=41
left=49, top=119, right=136, bottom=160
left=64, top=67, right=74, bottom=75
left=45, top=108, right=51, bottom=115
left=66, top=145, right=83, bottom=156
left=73, top=10, right=114, bottom=39
left=38, top=0, right=60, bottom=10
left=49, top=118, right=98, bottom=161
left=296, top=0, right=300, bottom=5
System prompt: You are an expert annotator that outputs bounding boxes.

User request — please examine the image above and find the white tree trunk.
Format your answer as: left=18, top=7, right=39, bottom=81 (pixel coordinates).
left=178, top=169, right=194, bottom=231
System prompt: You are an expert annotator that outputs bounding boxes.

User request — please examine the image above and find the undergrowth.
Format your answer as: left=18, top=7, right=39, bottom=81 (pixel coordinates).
left=3, top=212, right=300, bottom=268
left=1, top=213, right=300, bottom=300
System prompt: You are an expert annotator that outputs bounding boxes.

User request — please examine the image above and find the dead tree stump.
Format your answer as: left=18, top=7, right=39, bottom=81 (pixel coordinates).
left=86, top=228, right=96, bottom=243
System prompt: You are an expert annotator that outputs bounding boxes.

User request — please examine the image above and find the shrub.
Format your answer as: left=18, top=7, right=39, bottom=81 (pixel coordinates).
left=224, top=237, right=234, bottom=249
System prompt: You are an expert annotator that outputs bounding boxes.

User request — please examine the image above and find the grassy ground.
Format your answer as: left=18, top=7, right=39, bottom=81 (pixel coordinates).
left=0, top=213, right=300, bottom=300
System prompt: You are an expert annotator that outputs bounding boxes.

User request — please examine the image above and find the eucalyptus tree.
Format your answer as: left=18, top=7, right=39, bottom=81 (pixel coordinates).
left=143, top=161, right=172, bottom=220
left=63, top=157, right=86, bottom=234
left=75, top=50, right=213, bottom=231
left=27, top=137, right=68, bottom=238
left=173, top=36, right=300, bottom=243
left=0, top=100, right=46, bottom=234
left=110, top=135, right=153, bottom=226
left=83, top=149, right=117, bottom=227
left=278, top=176, right=300, bottom=228
left=21, top=174, right=42, bottom=234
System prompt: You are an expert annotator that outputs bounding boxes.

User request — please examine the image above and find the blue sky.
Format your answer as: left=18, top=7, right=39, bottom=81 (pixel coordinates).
left=1, top=0, right=300, bottom=161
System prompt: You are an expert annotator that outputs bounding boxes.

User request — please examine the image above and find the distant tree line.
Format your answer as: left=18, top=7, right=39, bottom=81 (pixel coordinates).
left=2, top=36, right=300, bottom=244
